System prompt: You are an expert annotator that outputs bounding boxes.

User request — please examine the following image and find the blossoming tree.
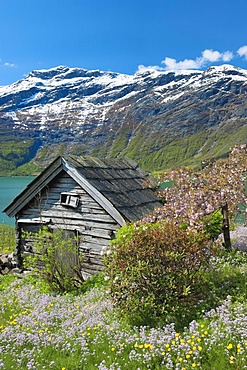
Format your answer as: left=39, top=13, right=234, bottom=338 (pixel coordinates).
left=146, top=144, right=247, bottom=250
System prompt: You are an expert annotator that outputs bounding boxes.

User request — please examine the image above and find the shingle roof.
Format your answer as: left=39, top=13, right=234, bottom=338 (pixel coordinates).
left=65, top=155, right=162, bottom=222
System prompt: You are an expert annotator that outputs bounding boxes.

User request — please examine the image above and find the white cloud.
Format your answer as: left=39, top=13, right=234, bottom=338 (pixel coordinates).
left=202, top=49, right=233, bottom=62
left=4, top=62, right=16, bottom=68
left=137, top=64, right=163, bottom=73
left=201, top=49, right=222, bottom=62
left=222, top=51, right=234, bottom=62
left=137, top=46, right=246, bottom=73
left=162, top=49, right=234, bottom=71
left=162, top=57, right=200, bottom=70
left=237, top=45, right=247, bottom=59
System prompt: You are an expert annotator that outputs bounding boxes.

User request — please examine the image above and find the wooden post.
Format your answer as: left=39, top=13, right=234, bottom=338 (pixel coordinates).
left=16, top=218, right=23, bottom=268
left=221, top=202, right=231, bottom=251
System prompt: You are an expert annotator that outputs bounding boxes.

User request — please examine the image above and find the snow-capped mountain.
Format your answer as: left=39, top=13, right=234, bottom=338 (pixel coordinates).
left=0, top=64, right=246, bottom=173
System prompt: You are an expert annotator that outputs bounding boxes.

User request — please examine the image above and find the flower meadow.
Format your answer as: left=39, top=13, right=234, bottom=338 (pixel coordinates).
left=1, top=266, right=247, bottom=370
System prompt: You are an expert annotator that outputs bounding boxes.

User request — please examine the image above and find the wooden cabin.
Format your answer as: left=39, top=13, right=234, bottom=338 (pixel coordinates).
left=4, top=156, right=161, bottom=276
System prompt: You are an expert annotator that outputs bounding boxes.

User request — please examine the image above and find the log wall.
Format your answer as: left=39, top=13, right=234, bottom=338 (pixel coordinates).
left=17, top=171, right=121, bottom=276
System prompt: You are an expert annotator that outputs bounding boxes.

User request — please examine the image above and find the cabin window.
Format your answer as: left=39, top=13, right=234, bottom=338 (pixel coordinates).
left=60, top=192, right=80, bottom=208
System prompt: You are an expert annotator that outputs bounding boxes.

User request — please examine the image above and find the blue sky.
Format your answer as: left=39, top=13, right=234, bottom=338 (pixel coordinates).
left=0, top=0, right=247, bottom=85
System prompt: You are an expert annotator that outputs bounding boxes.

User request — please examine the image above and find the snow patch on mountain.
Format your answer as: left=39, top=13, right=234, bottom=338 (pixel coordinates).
left=1, top=64, right=247, bottom=132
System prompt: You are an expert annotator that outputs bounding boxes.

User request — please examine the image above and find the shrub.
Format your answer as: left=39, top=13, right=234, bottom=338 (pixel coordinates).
left=104, top=221, right=216, bottom=328
left=24, top=227, right=85, bottom=293
left=202, top=210, right=223, bottom=239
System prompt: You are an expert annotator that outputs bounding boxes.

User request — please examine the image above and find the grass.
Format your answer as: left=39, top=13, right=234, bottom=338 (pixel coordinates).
left=0, top=224, right=16, bottom=254
left=0, top=249, right=247, bottom=369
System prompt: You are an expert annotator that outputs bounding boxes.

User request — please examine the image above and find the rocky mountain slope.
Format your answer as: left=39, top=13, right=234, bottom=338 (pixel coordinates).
left=0, top=64, right=246, bottom=174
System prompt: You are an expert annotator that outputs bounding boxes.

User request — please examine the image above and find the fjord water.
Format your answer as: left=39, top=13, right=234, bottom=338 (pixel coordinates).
left=0, top=176, right=34, bottom=225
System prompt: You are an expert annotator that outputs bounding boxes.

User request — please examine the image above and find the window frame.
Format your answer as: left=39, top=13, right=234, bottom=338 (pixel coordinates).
left=60, top=192, right=80, bottom=208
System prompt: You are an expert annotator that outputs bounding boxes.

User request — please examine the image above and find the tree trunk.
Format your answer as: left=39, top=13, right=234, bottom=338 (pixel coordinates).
left=221, top=203, right=232, bottom=251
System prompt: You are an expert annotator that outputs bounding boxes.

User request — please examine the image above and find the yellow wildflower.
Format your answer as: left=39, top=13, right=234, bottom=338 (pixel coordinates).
left=144, top=343, right=153, bottom=349
left=227, top=343, right=233, bottom=350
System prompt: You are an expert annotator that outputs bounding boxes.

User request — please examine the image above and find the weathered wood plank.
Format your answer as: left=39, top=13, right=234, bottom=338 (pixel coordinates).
left=18, top=219, right=115, bottom=239
left=47, top=219, right=119, bottom=230
left=21, top=209, right=116, bottom=223
left=80, top=228, right=114, bottom=239
left=35, top=189, right=92, bottom=200
left=21, top=203, right=107, bottom=214
left=81, top=260, right=104, bottom=269
left=31, top=200, right=104, bottom=212
left=79, top=243, right=106, bottom=251
left=80, top=265, right=104, bottom=275
left=81, top=235, right=111, bottom=246
left=41, top=186, right=87, bottom=194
